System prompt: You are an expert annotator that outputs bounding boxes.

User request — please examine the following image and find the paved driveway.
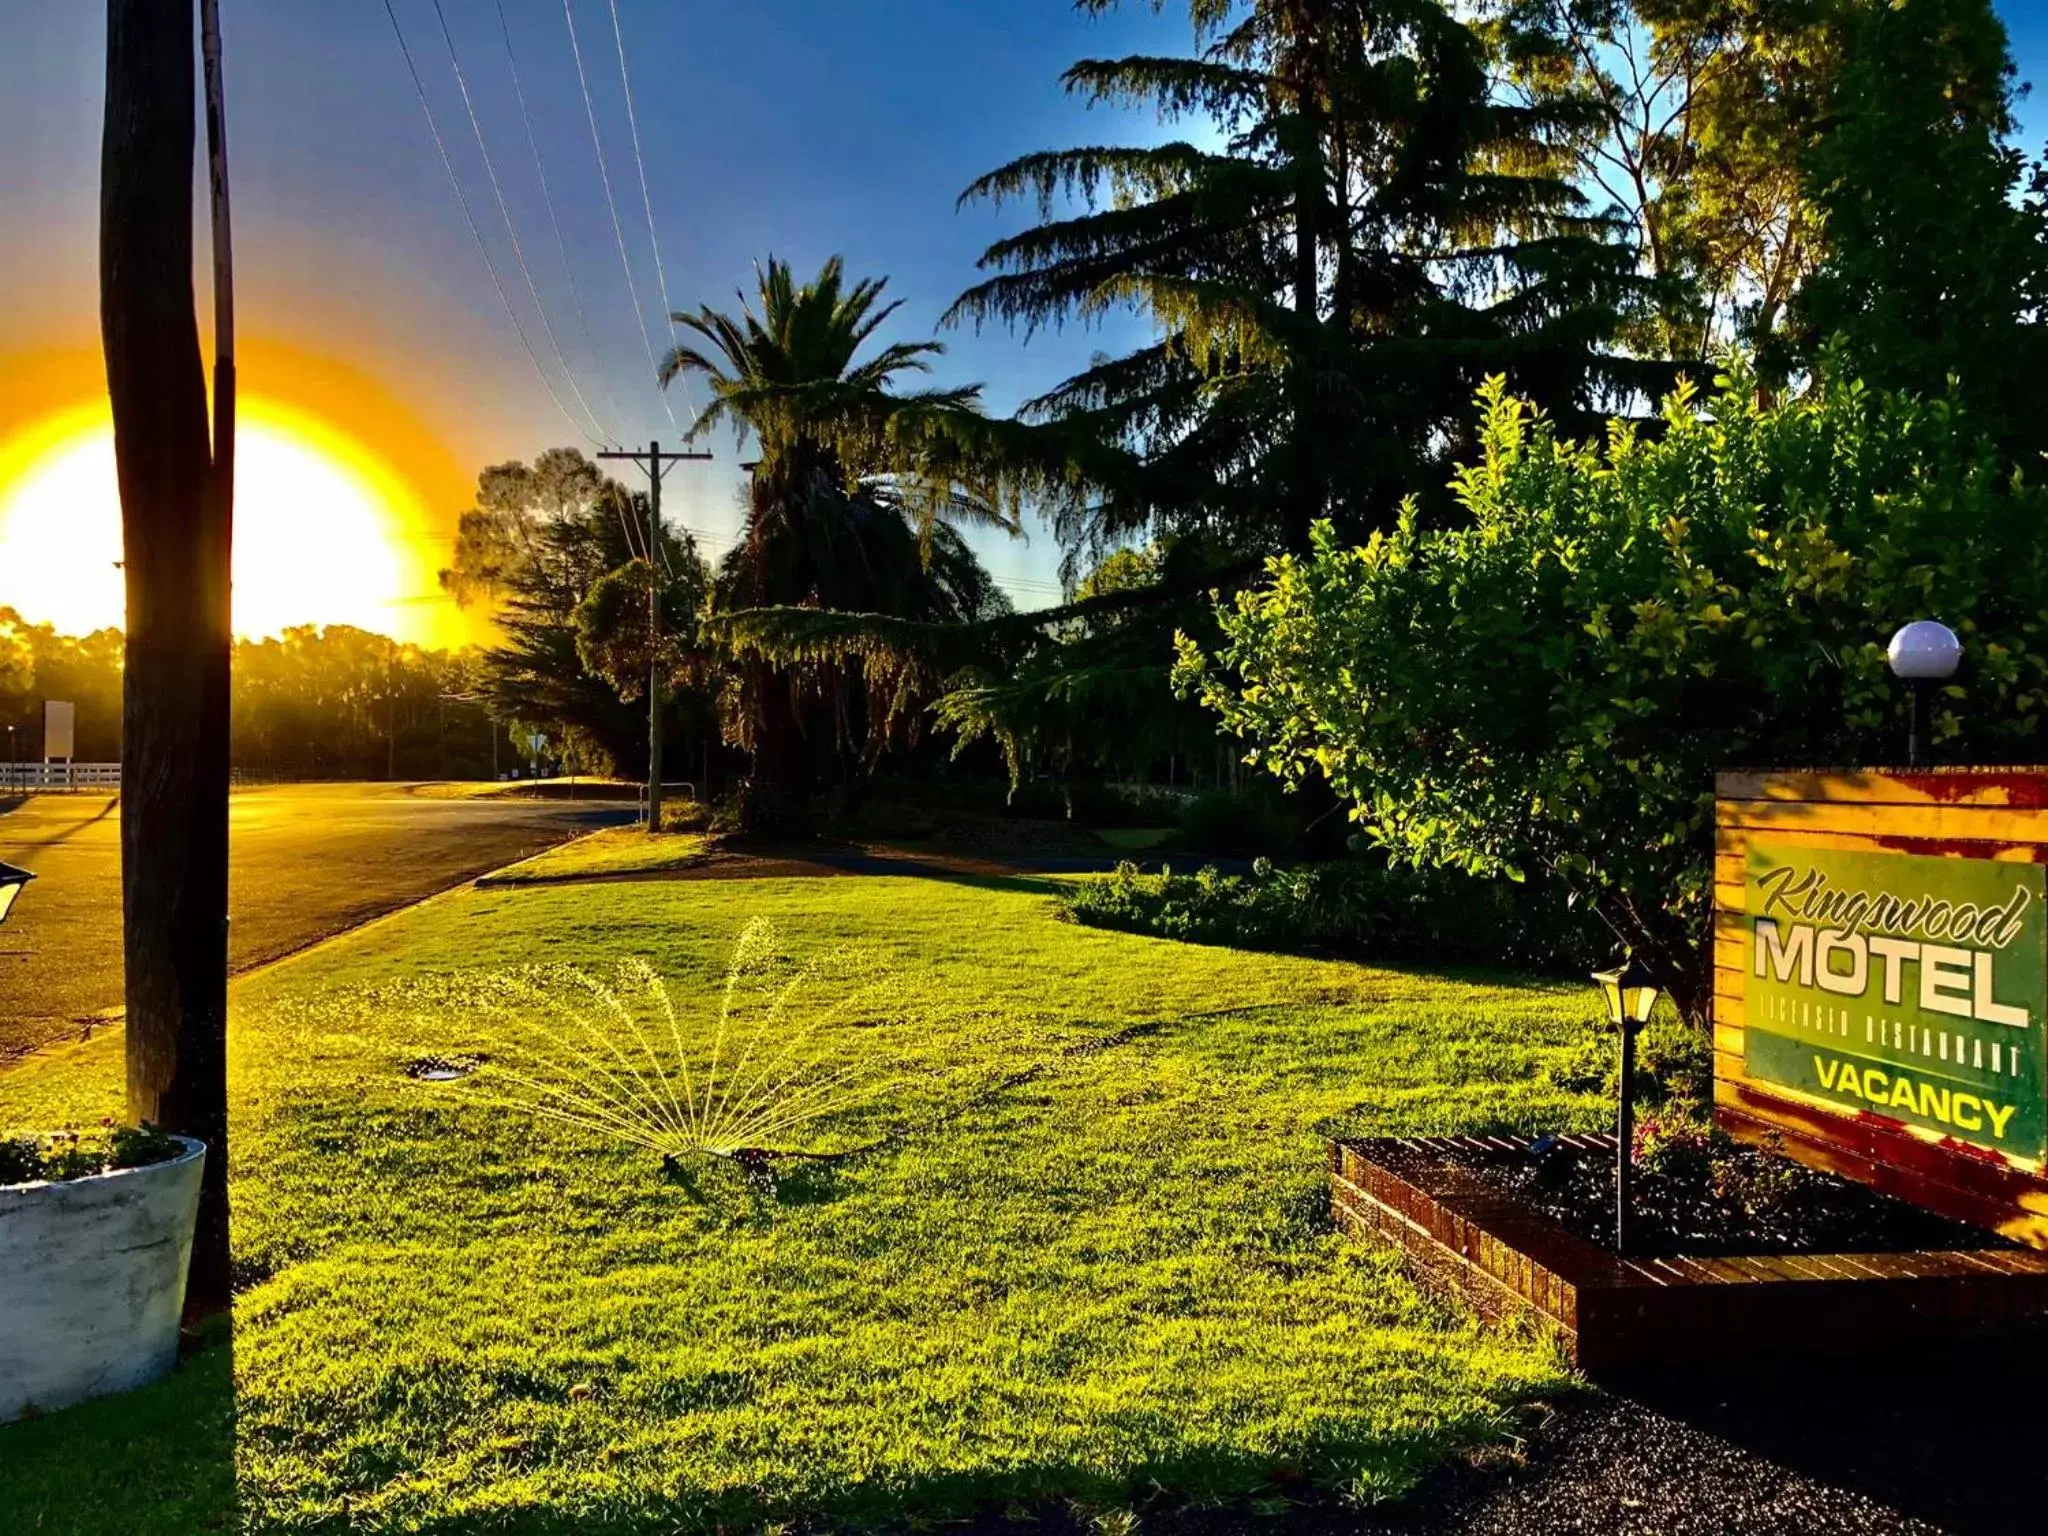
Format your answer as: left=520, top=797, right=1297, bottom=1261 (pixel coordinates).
left=0, top=783, right=634, bottom=1061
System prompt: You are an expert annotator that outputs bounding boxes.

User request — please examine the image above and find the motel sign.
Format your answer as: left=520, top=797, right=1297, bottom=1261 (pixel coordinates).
left=1716, top=770, right=2048, bottom=1246
left=1744, top=843, right=2044, bottom=1159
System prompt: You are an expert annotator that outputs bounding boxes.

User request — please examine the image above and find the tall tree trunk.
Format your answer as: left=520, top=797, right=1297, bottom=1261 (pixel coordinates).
left=1280, top=11, right=1326, bottom=550
left=738, top=660, right=812, bottom=839
left=102, top=0, right=233, bottom=1316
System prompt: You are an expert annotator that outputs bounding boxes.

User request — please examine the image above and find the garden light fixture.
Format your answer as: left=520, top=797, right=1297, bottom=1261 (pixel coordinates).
left=1887, top=620, right=1961, bottom=768
left=0, top=861, right=34, bottom=927
left=1593, top=952, right=1661, bottom=1257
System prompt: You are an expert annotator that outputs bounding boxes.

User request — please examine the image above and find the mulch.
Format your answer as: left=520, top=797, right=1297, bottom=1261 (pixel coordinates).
left=1364, top=1389, right=1961, bottom=1536
left=1431, top=1134, right=2011, bottom=1257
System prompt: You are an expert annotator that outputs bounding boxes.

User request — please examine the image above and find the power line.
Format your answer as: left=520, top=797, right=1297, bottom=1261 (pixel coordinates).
left=383, top=0, right=597, bottom=449
left=605, top=0, right=698, bottom=429
left=611, top=488, right=646, bottom=562
left=494, top=0, right=626, bottom=446
left=563, top=0, right=681, bottom=438
left=429, top=0, right=611, bottom=448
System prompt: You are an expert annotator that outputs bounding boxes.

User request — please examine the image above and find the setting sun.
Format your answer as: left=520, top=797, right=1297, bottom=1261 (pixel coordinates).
left=0, top=398, right=446, bottom=642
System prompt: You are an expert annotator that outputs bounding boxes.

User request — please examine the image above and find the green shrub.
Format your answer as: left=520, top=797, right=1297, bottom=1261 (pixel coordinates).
left=1065, top=855, right=1604, bottom=973
left=0, top=1123, right=185, bottom=1185
left=1179, top=369, right=2048, bottom=1021
left=657, top=798, right=715, bottom=834
left=1174, top=788, right=1302, bottom=856
left=837, top=797, right=944, bottom=841
left=1028, top=780, right=1190, bottom=829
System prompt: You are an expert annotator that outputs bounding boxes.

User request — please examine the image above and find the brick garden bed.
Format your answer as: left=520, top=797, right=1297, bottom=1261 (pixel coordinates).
left=1330, top=1135, right=2048, bottom=1373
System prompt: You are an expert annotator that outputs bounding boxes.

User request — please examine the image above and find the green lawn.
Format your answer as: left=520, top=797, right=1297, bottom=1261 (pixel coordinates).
left=477, top=827, right=712, bottom=884
left=0, top=870, right=1606, bottom=1534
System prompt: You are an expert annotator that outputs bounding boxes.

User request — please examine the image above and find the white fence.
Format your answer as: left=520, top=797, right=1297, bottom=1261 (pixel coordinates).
left=0, top=763, right=121, bottom=792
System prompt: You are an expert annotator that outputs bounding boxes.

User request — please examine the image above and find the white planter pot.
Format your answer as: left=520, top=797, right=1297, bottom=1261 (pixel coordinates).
left=0, top=1136, right=206, bottom=1422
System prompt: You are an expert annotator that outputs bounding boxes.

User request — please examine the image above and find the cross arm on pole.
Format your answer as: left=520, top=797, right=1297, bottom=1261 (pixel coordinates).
left=592, top=440, right=715, bottom=833
left=596, top=446, right=713, bottom=481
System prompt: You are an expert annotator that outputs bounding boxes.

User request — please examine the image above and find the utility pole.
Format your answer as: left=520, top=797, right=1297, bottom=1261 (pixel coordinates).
left=597, top=441, right=710, bottom=833
left=202, top=0, right=234, bottom=524
left=103, top=0, right=235, bottom=1316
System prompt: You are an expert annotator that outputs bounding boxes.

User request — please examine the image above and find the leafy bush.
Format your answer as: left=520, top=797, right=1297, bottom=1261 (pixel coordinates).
left=0, top=1123, right=185, bottom=1186
left=1174, top=788, right=1302, bottom=856
left=1633, top=1112, right=1716, bottom=1182
left=837, top=796, right=944, bottom=841
left=1178, top=370, right=2048, bottom=1020
left=1012, top=780, right=1191, bottom=829
left=1540, top=1008, right=1708, bottom=1114
left=657, top=797, right=716, bottom=834
left=1065, top=855, right=1604, bottom=973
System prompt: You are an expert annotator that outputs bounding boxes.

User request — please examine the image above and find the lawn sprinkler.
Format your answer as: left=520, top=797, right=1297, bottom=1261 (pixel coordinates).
left=409, top=921, right=911, bottom=1193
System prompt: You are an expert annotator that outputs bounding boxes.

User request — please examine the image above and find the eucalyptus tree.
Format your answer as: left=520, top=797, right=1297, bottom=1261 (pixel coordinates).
left=951, top=0, right=1658, bottom=567
left=1788, top=0, right=2048, bottom=457
left=659, top=256, right=1018, bottom=831
left=443, top=448, right=708, bottom=776
left=1486, top=0, right=2048, bottom=426
left=0, top=612, right=30, bottom=701
left=1478, top=0, right=1835, bottom=360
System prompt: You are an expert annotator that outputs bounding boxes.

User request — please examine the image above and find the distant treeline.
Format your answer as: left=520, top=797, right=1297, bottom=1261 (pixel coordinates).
left=0, top=609, right=504, bottom=781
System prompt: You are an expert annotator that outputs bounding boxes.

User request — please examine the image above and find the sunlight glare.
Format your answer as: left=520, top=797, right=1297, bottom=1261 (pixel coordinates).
left=0, top=403, right=433, bottom=640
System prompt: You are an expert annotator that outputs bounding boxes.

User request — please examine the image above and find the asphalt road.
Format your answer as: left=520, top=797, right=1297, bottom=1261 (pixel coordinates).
left=0, top=784, right=635, bottom=1062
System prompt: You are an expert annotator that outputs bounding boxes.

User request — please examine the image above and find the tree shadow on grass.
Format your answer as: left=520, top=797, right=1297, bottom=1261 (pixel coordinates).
left=0, top=1317, right=237, bottom=1535
left=373, top=1411, right=1537, bottom=1536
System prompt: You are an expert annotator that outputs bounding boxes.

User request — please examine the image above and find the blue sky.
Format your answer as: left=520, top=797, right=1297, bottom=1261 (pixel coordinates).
left=4, top=0, right=1196, bottom=608
left=3, top=1, right=2047, bottom=614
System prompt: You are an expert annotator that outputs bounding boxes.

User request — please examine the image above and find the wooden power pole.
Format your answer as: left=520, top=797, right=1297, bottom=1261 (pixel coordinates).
left=597, top=441, right=709, bottom=833
left=101, top=0, right=235, bottom=1314
left=202, top=0, right=234, bottom=525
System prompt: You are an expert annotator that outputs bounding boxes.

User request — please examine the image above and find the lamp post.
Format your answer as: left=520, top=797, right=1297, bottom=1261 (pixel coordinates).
left=1887, top=621, right=1962, bottom=768
left=0, top=861, right=34, bottom=928
left=1593, top=953, right=1662, bottom=1257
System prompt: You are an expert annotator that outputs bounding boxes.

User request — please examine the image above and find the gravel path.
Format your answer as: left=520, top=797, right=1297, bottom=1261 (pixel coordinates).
left=1373, top=1343, right=2048, bottom=1536
left=1373, top=1395, right=1945, bottom=1535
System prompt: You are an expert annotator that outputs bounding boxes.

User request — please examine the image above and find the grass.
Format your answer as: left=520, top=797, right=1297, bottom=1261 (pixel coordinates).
left=478, top=828, right=711, bottom=884
left=407, top=778, right=642, bottom=801
left=0, top=870, right=1609, bottom=1534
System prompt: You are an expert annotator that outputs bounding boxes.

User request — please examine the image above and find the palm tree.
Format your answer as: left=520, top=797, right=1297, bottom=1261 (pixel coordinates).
left=660, top=256, right=1015, bottom=833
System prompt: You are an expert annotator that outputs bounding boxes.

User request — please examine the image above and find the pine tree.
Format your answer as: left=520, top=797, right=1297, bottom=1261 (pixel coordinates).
left=950, top=0, right=1659, bottom=563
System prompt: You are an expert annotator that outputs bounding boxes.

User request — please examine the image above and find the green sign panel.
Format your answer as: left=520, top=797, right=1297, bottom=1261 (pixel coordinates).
left=1743, top=841, right=2048, bottom=1162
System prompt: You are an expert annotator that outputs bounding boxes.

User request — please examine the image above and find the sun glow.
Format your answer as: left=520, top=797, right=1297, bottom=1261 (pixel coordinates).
left=0, top=396, right=451, bottom=643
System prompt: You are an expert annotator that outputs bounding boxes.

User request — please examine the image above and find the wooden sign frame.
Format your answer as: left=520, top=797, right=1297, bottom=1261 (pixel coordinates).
left=1715, top=768, right=2048, bottom=1248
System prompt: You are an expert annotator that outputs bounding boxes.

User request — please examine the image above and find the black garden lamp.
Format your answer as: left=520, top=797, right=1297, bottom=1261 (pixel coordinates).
left=0, top=861, right=34, bottom=927
left=1593, top=952, right=1661, bottom=1257
left=1887, top=620, right=1961, bottom=768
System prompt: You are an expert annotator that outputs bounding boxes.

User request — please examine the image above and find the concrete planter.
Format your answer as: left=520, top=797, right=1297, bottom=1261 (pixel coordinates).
left=0, top=1136, right=206, bottom=1422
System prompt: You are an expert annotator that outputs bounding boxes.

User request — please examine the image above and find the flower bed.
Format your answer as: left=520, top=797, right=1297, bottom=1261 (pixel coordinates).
left=1470, top=1130, right=2010, bottom=1257
left=1330, top=1135, right=2048, bottom=1373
